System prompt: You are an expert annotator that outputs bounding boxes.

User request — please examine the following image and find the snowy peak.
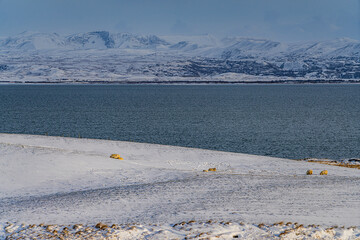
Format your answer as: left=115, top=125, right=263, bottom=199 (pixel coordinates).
left=218, top=38, right=284, bottom=59
left=112, top=33, right=169, bottom=49
left=0, top=31, right=170, bottom=50
left=0, top=32, right=65, bottom=50
left=221, top=37, right=281, bottom=49
left=214, top=37, right=360, bottom=59
left=161, top=34, right=222, bottom=53
left=66, top=31, right=170, bottom=50
left=1, top=31, right=360, bottom=59
left=66, top=31, right=115, bottom=49
left=288, top=38, right=360, bottom=58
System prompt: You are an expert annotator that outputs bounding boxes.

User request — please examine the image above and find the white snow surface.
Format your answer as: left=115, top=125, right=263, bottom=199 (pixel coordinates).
left=0, top=134, right=359, bottom=239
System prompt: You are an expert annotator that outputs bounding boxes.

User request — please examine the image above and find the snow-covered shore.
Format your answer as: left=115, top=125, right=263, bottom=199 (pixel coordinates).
left=0, top=133, right=359, bottom=239
left=3, top=221, right=359, bottom=239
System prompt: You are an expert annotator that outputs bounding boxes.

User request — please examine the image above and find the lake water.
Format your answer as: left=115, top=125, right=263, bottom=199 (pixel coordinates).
left=1, top=84, right=359, bottom=160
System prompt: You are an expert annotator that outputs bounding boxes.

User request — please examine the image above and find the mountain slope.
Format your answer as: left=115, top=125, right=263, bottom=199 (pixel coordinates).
left=1, top=31, right=360, bottom=83
left=0, top=31, right=171, bottom=50
left=1, top=31, right=360, bottom=59
left=0, top=32, right=65, bottom=50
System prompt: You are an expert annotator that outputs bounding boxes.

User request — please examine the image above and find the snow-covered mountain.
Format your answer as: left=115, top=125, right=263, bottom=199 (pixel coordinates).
left=0, top=32, right=66, bottom=50
left=210, top=38, right=286, bottom=59
left=0, top=31, right=171, bottom=50
left=1, top=31, right=360, bottom=83
left=210, top=37, right=360, bottom=59
left=289, top=38, right=360, bottom=58
left=1, top=31, right=360, bottom=59
left=65, top=31, right=170, bottom=50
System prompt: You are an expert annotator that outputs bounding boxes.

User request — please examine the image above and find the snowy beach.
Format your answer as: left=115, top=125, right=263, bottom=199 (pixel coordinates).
left=0, top=133, right=359, bottom=239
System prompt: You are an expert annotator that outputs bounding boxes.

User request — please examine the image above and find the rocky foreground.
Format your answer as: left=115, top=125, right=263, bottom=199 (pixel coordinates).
left=3, top=221, right=359, bottom=240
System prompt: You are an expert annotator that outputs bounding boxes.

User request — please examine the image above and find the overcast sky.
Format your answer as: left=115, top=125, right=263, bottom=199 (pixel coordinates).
left=0, top=0, right=359, bottom=41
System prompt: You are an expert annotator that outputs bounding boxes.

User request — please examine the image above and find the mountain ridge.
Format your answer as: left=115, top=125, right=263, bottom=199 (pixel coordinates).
left=1, top=31, right=360, bottom=83
left=1, top=31, right=360, bottom=59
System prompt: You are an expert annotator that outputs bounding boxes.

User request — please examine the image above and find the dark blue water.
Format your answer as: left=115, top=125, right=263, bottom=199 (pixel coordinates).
left=1, top=84, right=359, bottom=160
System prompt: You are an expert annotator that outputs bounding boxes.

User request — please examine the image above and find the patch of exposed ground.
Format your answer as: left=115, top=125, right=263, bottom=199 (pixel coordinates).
left=2, top=221, right=359, bottom=240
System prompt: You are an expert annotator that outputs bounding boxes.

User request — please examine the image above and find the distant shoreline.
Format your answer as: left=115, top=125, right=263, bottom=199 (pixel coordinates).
left=1, top=79, right=360, bottom=85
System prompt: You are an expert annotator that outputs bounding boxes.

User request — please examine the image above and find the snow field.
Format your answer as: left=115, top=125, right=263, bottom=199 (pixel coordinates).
left=0, top=133, right=359, bottom=239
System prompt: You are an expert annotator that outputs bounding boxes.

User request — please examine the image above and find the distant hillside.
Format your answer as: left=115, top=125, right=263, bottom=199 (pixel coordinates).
left=0, top=31, right=360, bottom=83
left=1, top=31, right=360, bottom=59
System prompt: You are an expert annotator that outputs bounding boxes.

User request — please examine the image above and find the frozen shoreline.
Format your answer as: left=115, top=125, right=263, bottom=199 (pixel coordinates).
left=2, top=221, right=359, bottom=239
left=0, top=133, right=359, bottom=239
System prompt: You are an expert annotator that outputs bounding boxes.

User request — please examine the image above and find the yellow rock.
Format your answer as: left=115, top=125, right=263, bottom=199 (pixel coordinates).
left=203, top=170, right=208, bottom=172
left=208, top=168, right=217, bottom=172
left=306, top=169, right=313, bottom=175
left=110, top=154, right=123, bottom=160
left=320, top=170, right=328, bottom=175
